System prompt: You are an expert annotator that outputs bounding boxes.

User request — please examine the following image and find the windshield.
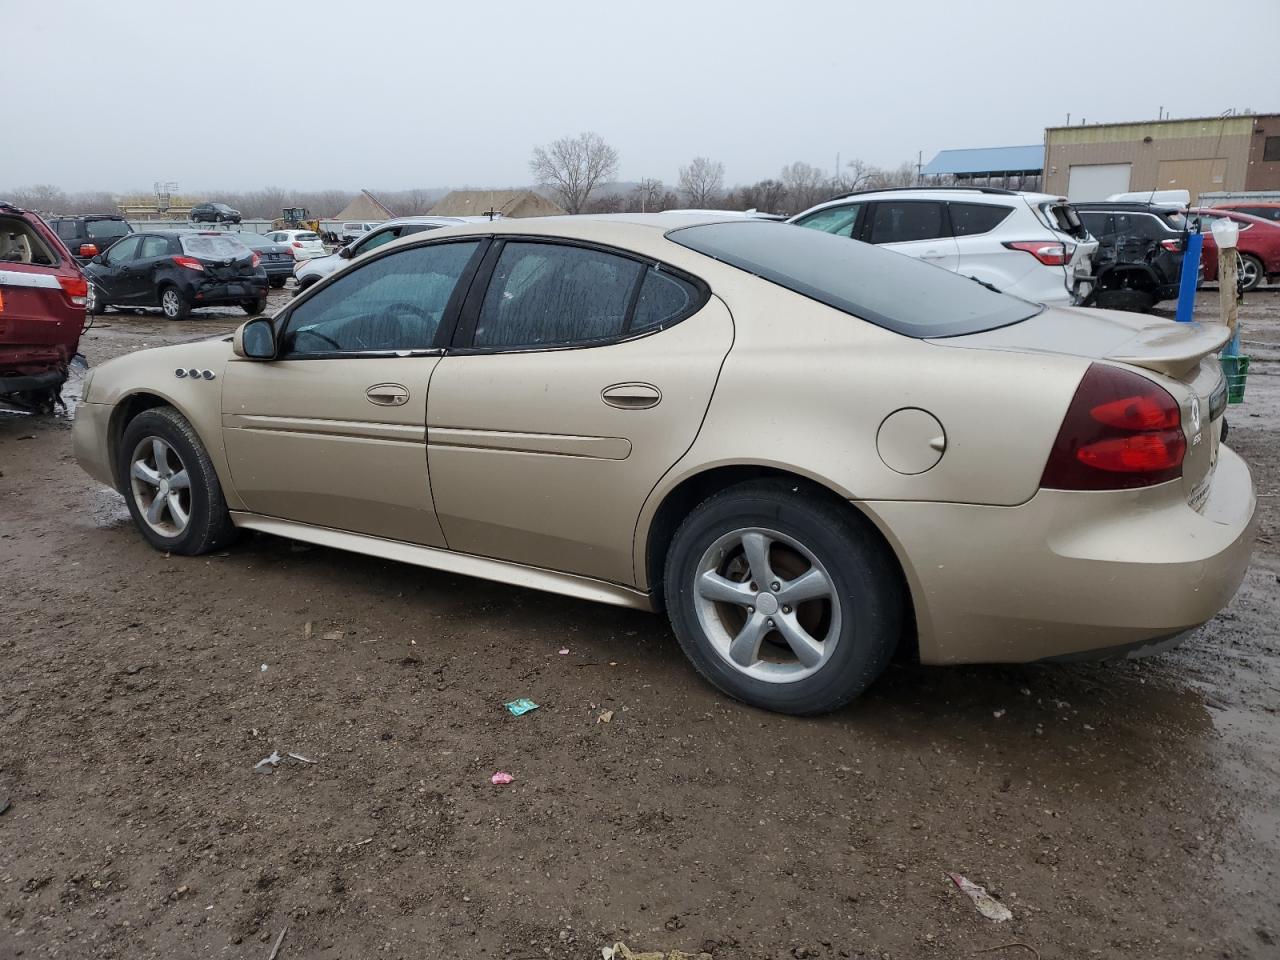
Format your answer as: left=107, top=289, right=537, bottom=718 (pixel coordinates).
left=667, top=220, right=1042, bottom=338
left=180, top=234, right=250, bottom=259
left=86, top=219, right=131, bottom=240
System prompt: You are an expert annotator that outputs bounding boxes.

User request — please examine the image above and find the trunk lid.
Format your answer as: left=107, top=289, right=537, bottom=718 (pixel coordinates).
left=935, top=306, right=1228, bottom=512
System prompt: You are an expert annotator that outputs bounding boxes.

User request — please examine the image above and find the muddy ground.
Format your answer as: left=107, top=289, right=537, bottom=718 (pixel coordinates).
left=1, top=285, right=1277, bottom=960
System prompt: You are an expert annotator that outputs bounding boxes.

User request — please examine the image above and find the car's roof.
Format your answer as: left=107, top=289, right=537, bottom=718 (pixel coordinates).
left=1072, top=201, right=1184, bottom=212
left=793, top=188, right=1064, bottom=219
left=379, top=215, right=489, bottom=227
left=1189, top=207, right=1278, bottom=226
left=1214, top=200, right=1280, bottom=207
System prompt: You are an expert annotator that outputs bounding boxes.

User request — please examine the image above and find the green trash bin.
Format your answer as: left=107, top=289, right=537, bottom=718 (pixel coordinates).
left=1220, top=354, right=1250, bottom=404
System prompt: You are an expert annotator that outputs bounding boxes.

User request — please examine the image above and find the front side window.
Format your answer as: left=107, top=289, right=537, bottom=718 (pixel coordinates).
left=282, top=241, right=481, bottom=356
left=949, top=202, right=1012, bottom=237
left=473, top=242, right=644, bottom=348
left=355, top=227, right=400, bottom=255
left=868, top=202, right=946, bottom=243
left=105, top=235, right=142, bottom=264
left=793, top=204, right=862, bottom=238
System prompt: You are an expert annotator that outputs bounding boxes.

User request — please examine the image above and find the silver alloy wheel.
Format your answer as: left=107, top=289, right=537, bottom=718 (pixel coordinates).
left=1239, top=256, right=1260, bottom=291
left=693, top=526, right=841, bottom=683
left=129, top=436, right=192, bottom=537
left=161, top=289, right=181, bottom=318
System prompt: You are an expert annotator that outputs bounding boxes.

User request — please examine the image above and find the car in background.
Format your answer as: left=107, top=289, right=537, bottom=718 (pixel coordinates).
left=265, top=229, right=326, bottom=260
left=789, top=187, right=1096, bottom=307
left=72, top=215, right=1253, bottom=715
left=190, top=202, right=243, bottom=224
left=0, top=201, right=89, bottom=410
left=84, top=230, right=268, bottom=320
left=340, top=221, right=382, bottom=244
left=232, top=232, right=295, bottom=288
left=47, top=215, right=134, bottom=263
left=1073, top=202, right=1189, bottom=311
left=1191, top=207, right=1280, bottom=291
left=293, top=216, right=477, bottom=292
left=1209, top=200, right=1280, bottom=224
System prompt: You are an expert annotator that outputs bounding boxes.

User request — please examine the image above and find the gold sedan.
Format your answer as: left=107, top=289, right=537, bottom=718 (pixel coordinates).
left=72, top=215, right=1257, bottom=713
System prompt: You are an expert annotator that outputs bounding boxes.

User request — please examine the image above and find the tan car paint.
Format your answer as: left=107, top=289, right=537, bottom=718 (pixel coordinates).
left=221, top=354, right=447, bottom=546
left=71, top=214, right=1256, bottom=670
left=426, top=296, right=734, bottom=584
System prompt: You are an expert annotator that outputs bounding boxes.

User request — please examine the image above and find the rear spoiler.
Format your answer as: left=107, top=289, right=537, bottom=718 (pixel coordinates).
left=1107, top=322, right=1229, bottom=378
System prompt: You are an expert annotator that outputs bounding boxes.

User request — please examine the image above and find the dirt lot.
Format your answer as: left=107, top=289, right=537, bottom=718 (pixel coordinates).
left=2, top=286, right=1278, bottom=960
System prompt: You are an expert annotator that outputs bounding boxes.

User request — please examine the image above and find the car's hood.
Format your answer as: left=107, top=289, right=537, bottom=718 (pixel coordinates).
left=932, top=306, right=1229, bottom=378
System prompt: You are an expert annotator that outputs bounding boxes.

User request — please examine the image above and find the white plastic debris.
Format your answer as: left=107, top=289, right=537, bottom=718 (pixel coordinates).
left=949, top=872, right=1012, bottom=922
left=254, top=751, right=283, bottom=774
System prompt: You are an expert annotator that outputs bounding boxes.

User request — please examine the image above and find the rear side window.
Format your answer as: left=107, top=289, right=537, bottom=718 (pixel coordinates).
left=1239, top=206, right=1280, bottom=222
left=1040, top=202, right=1087, bottom=238
left=474, top=242, right=644, bottom=348
left=56, top=220, right=79, bottom=240
left=949, top=203, right=1012, bottom=236
left=1078, top=212, right=1112, bottom=237
left=868, top=202, right=946, bottom=243
left=86, top=220, right=131, bottom=240
left=632, top=268, right=700, bottom=332
left=669, top=220, right=1042, bottom=339
left=0, top=215, right=58, bottom=266
left=181, top=235, right=250, bottom=259
left=793, top=204, right=861, bottom=238
left=139, top=236, right=171, bottom=258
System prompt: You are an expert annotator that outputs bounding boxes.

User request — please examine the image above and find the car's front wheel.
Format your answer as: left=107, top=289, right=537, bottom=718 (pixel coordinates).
left=118, top=407, right=237, bottom=555
left=664, top=480, right=903, bottom=715
left=242, top=297, right=267, bottom=315
left=1239, top=254, right=1264, bottom=292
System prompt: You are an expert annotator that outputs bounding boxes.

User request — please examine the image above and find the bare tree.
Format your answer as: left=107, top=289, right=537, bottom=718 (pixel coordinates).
left=678, top=157, right=725, bottom=208
left=836, top=158, right=874, bottom=193
left=628, top=178, right=666, bottom=213
left=737, top=179, right=788, bottom=215
left=529, top=132, right=620, bottom=214
left=66, top=191, right=119, bottom=215
left=779, top=162, right=833, bottom=213
left=864, top=162, right=917, bottom=190
left=8, top=184, right=68, bottom=214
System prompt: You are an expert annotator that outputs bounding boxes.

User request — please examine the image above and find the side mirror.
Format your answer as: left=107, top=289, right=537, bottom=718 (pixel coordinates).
left=338, top=246, right=353, bottom=260
left=91, top=254, right=105, bottom=265
left=79, top=243, right=99, bottom=258
left=234, top=317, right=277, bottom=360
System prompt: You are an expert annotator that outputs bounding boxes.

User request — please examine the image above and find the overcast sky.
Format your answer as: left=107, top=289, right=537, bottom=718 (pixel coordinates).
left=6, top=0, right=1278, bottom=193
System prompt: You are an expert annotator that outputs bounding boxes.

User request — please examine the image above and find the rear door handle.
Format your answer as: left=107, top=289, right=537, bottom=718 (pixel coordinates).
left=601, top=382, right=662, bottom=410
left=366, top=382, right=409, bottom=406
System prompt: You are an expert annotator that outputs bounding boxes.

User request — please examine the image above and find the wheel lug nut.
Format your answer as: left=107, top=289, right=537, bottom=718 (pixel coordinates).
left=771, top=582, right=780, bottom=591
left=747, top=606, right=754, bottom=614
left=767, top=619, right=775, bottom=627
left=782, top=605, right=791, bottom=614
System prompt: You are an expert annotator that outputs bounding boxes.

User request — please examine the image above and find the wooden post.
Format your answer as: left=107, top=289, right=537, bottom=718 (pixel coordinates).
left=1219, top=246, right=1239, bottom=343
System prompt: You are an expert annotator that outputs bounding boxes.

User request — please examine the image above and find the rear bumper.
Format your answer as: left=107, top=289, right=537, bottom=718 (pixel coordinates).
left=0, top=367, right=65, bottom=395
left=861, top=445, right=1257, bottom=664
left=191, top=276, right=269, bottom=304
left=72, top=400, right=117, bottom=488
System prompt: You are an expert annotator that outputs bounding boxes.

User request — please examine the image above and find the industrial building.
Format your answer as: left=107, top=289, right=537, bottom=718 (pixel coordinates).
left=1043, top=112, right=1280, bottom=202
left=920, top=145, right=1043, bottom=190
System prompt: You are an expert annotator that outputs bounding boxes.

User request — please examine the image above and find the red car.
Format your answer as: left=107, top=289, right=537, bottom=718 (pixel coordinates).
left=0, top=201, right=89, bottom=411
left=1191, top=206, right=1280, bottom=292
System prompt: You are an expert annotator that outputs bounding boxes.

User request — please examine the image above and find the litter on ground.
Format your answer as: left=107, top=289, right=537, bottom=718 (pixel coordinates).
left=504, top=698, right=539, bottom=716
left=253, top=751, right=283, bottom=774
left=949, top=872, right=1013, bottom=922
left=491, top=772, right=514, bottom=785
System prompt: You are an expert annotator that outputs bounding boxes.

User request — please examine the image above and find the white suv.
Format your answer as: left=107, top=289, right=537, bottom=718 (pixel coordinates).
left=789, top=187, right=1097, bottom=306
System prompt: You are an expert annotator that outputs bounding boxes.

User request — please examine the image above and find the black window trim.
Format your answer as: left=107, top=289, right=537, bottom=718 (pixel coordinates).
left=447, top=235, right=711, bottom=355
left=272, top=235, right=492, bottom=361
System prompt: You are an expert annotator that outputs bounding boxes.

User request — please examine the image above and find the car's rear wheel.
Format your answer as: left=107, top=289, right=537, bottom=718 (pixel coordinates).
left=242, top=297, right=267, bottom=315
left=269, top=278, right=286, bottom=289
left=1239, top=254, right=1264, bottom=292
left=118, top=407, right=237, bottom=555
left=160, top=285, right=189, bottom=320
left=664, top=480, right=902, bottom=714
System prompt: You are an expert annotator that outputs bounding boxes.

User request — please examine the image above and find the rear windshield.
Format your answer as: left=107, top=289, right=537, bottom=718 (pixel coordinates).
left=86, top=219, right=131, bottom=240
left=297, top=232, right=320, bottom=242
left=1040, top=202, right=1088, bottom=238
left=0, top=215, right=58, bottom=266
left=667, top=220, right=1042, bottom=338
left=180, top=235, right=250, bottom=259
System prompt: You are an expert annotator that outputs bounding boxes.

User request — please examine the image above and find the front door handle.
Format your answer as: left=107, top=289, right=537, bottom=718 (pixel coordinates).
left=601, top=382, right=661, bottom=410
left=366, top=382, right=409, bottom=406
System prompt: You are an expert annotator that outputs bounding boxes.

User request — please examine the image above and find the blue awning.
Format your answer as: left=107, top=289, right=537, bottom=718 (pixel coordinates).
left=922, top=145, right=1044, bottom=176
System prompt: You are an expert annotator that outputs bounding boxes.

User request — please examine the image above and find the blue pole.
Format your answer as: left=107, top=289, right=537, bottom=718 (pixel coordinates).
left=1174, top=231, right=1203, bottom=323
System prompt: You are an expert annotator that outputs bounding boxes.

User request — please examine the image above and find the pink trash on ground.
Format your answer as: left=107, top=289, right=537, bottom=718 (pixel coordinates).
left=558, top=648, right=570, bottom=655
left=948, top=872, right=1012, bottom=922
left=490, top=772, right=514, bottom=785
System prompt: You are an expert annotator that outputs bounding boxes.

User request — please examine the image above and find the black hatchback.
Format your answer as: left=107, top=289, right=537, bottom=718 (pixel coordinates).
left=84, top=231, right=269, bottom=319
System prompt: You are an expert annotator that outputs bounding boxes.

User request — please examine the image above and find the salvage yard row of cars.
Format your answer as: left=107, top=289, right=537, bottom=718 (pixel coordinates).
left=0, top=190, right=1266, bottom=712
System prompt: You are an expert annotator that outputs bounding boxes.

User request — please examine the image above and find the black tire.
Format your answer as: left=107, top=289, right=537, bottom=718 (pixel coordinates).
left=269, top=278, right=286, bottom=289
left=215, top=213, right=225, bottom=223
left=664, top=479, right=903, bottom=715
left=1239, top=254, right=1264, bottom=293
left=117, top=407, right=237, bottom=556
left=1095, top=288, right=1157, bottom=313
left=159, top=284, right=189, bottom=320
left=242, top=297, right=268, bottom=315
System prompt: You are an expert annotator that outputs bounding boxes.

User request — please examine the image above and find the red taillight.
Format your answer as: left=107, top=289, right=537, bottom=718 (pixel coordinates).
left=173, top=255, right=205, bottom=272
left=292, top=241, right=303, bottom=248
left=57, top=275, right=89, bottom=306
left=79, top=243, right=99, bottom=257
left=251, top=252, right=261, bottom=267
left=1003, top=240, right=1069, bottom=266
left=1040, top=363, right=1185, bottom=490
left=1160, top=239, right=1183, bottom=253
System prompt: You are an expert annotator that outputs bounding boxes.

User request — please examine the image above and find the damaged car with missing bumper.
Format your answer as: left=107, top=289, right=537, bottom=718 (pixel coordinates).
left=71, top=215, right=1256, bottom=714
left=0, top=200, right=89, bottom=411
